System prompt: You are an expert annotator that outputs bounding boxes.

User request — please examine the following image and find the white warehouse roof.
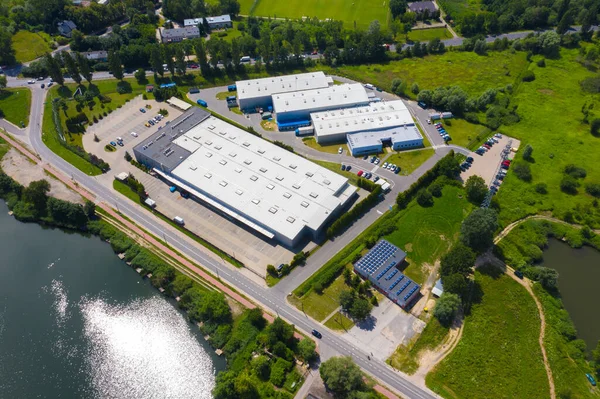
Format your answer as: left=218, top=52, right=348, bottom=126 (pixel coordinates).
left=169, top=116, right=355, bottom=243
left=347, top=124, right=423, bottom=148
left=236, top=72, right=331, bottom=101
left=312, top=100, right=415, bottom=139
left=273, top=83, right=369, bottom=114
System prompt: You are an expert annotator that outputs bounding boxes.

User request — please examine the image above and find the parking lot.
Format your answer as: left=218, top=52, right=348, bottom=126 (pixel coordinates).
left=460, top=134, right=521, bottom=187
left=83, top=95, right=184, bottom=163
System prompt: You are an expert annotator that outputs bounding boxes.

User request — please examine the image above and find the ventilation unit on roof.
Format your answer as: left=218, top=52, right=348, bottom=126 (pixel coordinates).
left=219, top=181, right=228, bottom=187
left=301, top=201, right=309, bottom=207
left=286, top=216, right=295, bottom=223
left=305, top=172, right=313, bottom=177
left=269, top=207, right=278, bottom=214
left=219, top=160, right=227, bottom=165
left=283, top=192, right=291, bottom=198
left=250, top=175, right=258, bottom=181
left=252, top=199, right=260, bottom=204
left=229, top=152, right=237, bottom=157
left=276, top=176, right=284, bottom=181
left=292, top=183, right=301, bottom=189
left=309, top=192, right=318, bottom=198
left=236, top=189, right=243, bottom=195
left=267, top=184, right=274, bottom=190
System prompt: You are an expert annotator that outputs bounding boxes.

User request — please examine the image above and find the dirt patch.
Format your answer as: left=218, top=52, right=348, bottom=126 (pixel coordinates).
left=537, top=88, right=554, bottom=95
left=1, top=148, right=84, bottom=204
left=405, top=243, right=413, bottom=252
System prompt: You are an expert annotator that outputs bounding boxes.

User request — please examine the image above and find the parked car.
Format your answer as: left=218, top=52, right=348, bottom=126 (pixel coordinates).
left=374, top=159, right=380, bottom=165
left=363, top=155, right=369, bottom=160
left=109, top=141, right=117, bottom=146
left=357, top=170, right=364, bottom=177
left=483, top=144, right=491, bottom=149
left=341, top=164, right=346, bottom=171
left=345, top=165, right=351, bottom=171
left=28, top=79, right=35, bottom=84
left=139, top=108, right=146, bottom=113
left=169, top=186, right=177, bottom=193
left=117, top=141, right=124, bottom=147
left=145, top=123, right=151, bottom=127
left=47, top=82, right=53, bottom=87
left=338, top=147, right=343, bottom=154
left=383, top=162, right=388, bottom=168
left=130, top=132, right=138, bottom=137
left=148, top=120, right=155, bottom=125
left=373, top=176, right=380, bottom=182
left=370, top=157, right=375, bottom=163
left=466, top=157, right=474, bottom=163
left=311, top=329, right=322, bottom=339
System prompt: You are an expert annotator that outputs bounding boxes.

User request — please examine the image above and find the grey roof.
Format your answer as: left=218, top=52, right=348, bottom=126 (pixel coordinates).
left=161, top=26, right=200, bottom=39
left=133, top=107, right=211, bottom=172
left=81, top=50, right=108, bottom=60
left=58, top=20, right=77, bottom=35
left=184, top=14, right=231, bottom=26
left=408, top=1, right=437, bottom=13
left=346, top=124, right=422, bottom=148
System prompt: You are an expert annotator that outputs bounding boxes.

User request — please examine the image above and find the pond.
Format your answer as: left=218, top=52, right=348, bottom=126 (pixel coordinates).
left=541, top=238, right=600, bottom=352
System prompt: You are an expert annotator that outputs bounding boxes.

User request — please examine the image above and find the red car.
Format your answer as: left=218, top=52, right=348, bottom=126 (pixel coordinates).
left=483, top=144, right=491, bottom=149
left=357, top=170, right=364, bottom=177
left=311, top=50, right=318, bottom=55
left=503, top=159, right=511, bottom=165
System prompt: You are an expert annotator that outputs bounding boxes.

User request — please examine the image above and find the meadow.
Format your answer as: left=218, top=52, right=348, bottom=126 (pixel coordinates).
left=400, top=27, right=453, bottom=43
left=328, top=50, right=529, bottom=99
left=495, top=47, right=600, bottom=228
left=436, top=118, right=490, bottom=149
left=0, top=88, right=31, bottom=127
left=12, top=30, right=52, bottom=63
left=244, top=0, right=390, bottom=29
left=426, top=265, right=549, bottom=399
left=437, top=0, right=482, bottom=21
left=385, top=148, right=435, bottom=175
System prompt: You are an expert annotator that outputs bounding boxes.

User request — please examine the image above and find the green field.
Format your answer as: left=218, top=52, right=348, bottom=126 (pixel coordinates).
left=302, top=137, right=348, bottom=155
left=495, top=48, right=600, bottom=228
left=0, top=88, right=31, bottom=127
left=437, top=0, right=483, bottom=20
left=384, top=185, right=472, bottom=283
left=12, top=30, right=52, bottom=63
left=311, top=159, right=361, bottom=186
left=426, top=265, right=549, bottom=399
left=324, top=311, right=355, bottom=331
left=247, top=0, right=390, bottom=29
left=400, top=27, right=453, bottom=43
left=325, top=50, right=528, bottom=98
left=435, top=119, right=490, bottom=149
left=385, top=148, right=435, bottom=175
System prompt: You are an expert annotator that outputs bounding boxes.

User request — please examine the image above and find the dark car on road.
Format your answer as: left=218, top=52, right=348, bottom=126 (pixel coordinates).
left=514, top=270, right=524, bottom=279
left=312, top=329, right=322, bottom=339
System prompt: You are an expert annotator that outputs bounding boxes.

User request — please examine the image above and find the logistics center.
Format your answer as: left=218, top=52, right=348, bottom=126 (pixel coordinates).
left=133, top=107, right=357, bottom=247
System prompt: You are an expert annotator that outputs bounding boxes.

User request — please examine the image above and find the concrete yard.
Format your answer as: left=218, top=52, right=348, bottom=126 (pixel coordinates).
left=342, top=298, right=426, bottom=362
left=1, top=148, right=84, bottom=204
left=460, top=135, right=521, bottom=186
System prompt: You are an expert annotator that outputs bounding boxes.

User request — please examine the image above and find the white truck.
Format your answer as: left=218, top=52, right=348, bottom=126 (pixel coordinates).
left=375, top=179, right=391, bottom=193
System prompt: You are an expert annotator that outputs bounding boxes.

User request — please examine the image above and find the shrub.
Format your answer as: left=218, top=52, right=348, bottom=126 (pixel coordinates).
left=313, top=282, right=323, bottom=294
left=523, top=144, right=533, bottom=160
left=513, top=163, right=532, bottom=182
left=267, top=264, right=277, bottom=276
left=585, top=182, right=600, bottom=198
left=433, top=293, right=461, bottom=325
left=416, top=188, right=433, bottom=207
left=564, top=164, right=587, bottom=179
left=465, top=175, right=488, bottom=204
left=537, top=58, right=546, bottom=67
left=534, top=183, right=548, bottom=194
left=560, top=176, right=579, bottom=194
left=522, top=70, right=535, bottom=82
left=429, top=181, right=443, bottom=197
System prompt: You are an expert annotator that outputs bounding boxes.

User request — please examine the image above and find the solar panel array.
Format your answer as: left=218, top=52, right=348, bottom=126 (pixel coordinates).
left=353, top=239, right=420, bottom=309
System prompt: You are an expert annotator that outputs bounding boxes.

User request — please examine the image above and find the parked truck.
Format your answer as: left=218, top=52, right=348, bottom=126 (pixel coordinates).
left=295, top=126, right=314, bottom=136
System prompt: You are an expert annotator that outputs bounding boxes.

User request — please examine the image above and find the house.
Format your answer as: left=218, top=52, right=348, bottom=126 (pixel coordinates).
left=160, top=26, right=200, bottom=43
left=80, top=51, right=108, bottom=62
left=184, top=14, right=232, bottom=30
left=432, top=279, right=444, bottom=297
left=57, top=20, right=77, bottom=38
left=408, top=1, right=438, bottom=14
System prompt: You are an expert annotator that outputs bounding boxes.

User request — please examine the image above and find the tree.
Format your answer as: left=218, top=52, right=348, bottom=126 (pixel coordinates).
left=433, top=293, right=461, bottom=325
left=473, top=39, right=487, bottom=55
left=297, top=338, right=317, bottom=363
left=460, top=208, right=498, bottom=252
left=465, top=175, right=488, bottom=204
left=539, top=30, right=561, bottom=57
left=83, top=200, right=96, bottom=219
left=592, top=340, right=600, bottom=376
left=442, top=273, right=468, bottom=297
left=591, top=119, right=600, bottom=137
left=76, top=52, right=93, bottom=83
left=44, top=53, right=64, bottom=86
left=339, top=289, right=356, bottom=312
left=350, top=298, right=373, bottom=321
left=538, top=267, right=558, bottom=290
left=62, top=51, right=81, bottom=84
left=251, top=355, right=271, bottom=380
left=164, top=45, right=175, bottom=75
left=0, top=28, right=16, bottom=66
left=134, top=68, right=146, bottom=84
left=320, top=357, right=366, bottom=397
left=175, top=46, right=186, bottom=75
left=416, top=188, right=433, bottom=207
left=389, top=0, right=407, bottom=19
left=560, top=176, right=579, bottom=194
left=523, top=144, right=533, bottom=160
left=108, top=50, right=124, bottom=80
left=411, top=82, right=420, bottom=95
left=440, top=243, right=476, bottom=276
left=0, top=75, right=7, bottom=92
left=150, top=45, right=164, bottom=77
left=22, top=179, right=51, bottom=214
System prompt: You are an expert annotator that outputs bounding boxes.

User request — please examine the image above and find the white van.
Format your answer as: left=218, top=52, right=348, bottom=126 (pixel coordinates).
left=173, top=216, right=185, bottom=226
left=240, top=56, right=251, bottom=63
left=364, top=83, right=374, bottom=90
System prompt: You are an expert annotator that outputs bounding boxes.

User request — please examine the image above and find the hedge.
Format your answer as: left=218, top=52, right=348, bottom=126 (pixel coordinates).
left=327, top=186, right=382, bottom=238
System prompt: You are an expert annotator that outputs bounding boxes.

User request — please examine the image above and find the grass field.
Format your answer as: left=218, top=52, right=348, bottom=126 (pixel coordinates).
left=0, top=88, right=31, bottom=127
left=426, top=265, right=549, bottom=399
left=387, top=317, right=449, bottom=374
left=324, top=311, right=355, bottom=331
left=495, top=48, right=600, bottom=228
left=311, top=159, right=361, bottom=186
left=437, top=0, right=483, bottom=20
left=12, top=30, right=52, bottom=63
left=399, top=27, right=453, bottom=43
left=385, top=148, right=435, bottom=175
left=384, top=184, right=472, bottom=283
left=302, top=137, right=348, bottom=155
left=247, top=0, right=389, bottom=29
left=435, top=119, right=490, bottom=149
left=325, top=50, right=528, bottom=99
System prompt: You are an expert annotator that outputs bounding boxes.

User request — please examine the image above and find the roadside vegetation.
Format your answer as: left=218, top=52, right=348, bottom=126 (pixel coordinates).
left=0, top=87, right=31, bottom=127
left=426, top=265, right=549, bottom=399
left=12, top=30, right=52, bottom=63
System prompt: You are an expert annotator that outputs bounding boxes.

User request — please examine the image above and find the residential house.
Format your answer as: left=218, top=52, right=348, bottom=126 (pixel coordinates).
left=183, top=14, right=232, bottom=30
left=57, top=20, right=77, bottom=38
left=160, top=26, right=201, bottom=43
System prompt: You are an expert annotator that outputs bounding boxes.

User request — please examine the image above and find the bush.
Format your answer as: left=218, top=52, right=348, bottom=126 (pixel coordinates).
left=585, top=183, right=600, bottom=198
left=537, top=58, right=546, bottom=67
left=522, top=70, right=535, bottom=82
left=465, top=175, right=488, bottom=204
left=523, top=144, right=533, bottom=160
left=433, top=293, right=461, bottom=325
left=327, top=186, right=382, bottom=238
left=416, top=188, right=433, bottom=207
left=267, top=264, right=277, bottom=276
left=591, top=119, right=600, bottom=136
left=534, top=183, right=548, bottom=194
left=513, top=163, right=532, bottom=182
left=560, top=176, right=580, bottom=194
left=564, top=164, right=587, bottom=179
left=429, top=181, right=443, bottom=197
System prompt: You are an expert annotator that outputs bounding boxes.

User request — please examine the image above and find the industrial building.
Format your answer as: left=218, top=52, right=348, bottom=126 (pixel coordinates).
left=273, top=83, right=370, bottom=129
left=354, top=240, right=420, bottom=309
left=310, top=100, right=423, bottom=156
left=236, top=72, right=332, bottom=112
left=133, top=107, right=356, bottom=247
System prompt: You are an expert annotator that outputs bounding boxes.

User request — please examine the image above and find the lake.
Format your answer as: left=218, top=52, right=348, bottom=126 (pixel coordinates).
left=542, top=238, right=600, bottom=352
left=0, top=200, right=225, bottom=398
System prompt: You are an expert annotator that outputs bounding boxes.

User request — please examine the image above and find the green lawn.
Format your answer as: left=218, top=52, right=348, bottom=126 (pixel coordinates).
left=435, top=119, right=490, bottom=149
left=216, top=90, right=236, bottom=100
left=385, top=148, right=435, bottom=175
left=0, top=88, right=31, bottom=127
left=322, top=50, right=528, bottom=98
left=384, top=185, right=472, bottom=283
left=249, top=0, right=389, bottom=29
left=302, top=137, right=348, bottom=155
left=495, top=47, right=600, bottom=228
left=387, top=317, right=449, bottom=374
left=312, top=159, right=361, bottom=186
left=324, top=311, right=355, bottom=332
left=437, top=0, right=483, bottom=21
left=399, top=27, right=453, bottom=43
left=12, top=30, right=52, bottom=63
left=426, top=265, right=549, bottom=399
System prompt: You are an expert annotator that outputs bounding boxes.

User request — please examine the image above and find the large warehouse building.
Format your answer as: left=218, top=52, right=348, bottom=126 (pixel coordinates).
left=354, top=240, right=420, bottom=309
left=236, top=72, right=332, bottom=112
left=133, top=107, right=357, bottom=247
left=273, top=83, right=370, bottom=129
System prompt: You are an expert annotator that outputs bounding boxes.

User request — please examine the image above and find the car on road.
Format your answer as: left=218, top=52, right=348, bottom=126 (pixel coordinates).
left=514, top=270, right=524, bottom=279
left=109, top=141, right=117, bottom=147
left=28, top=79, right=35, bottom=84
left=47, top=82, right=53, bottom=87
left=130, top=132, right=138, bottom=137
left=311, top=329, right=322, bottom=339
left=427, top=119, right=431, bottom=124
left=40, top=83, right=45, bottom=88
left=338, top=147, right=343, bottom=154
left=139, top=108, right=146, bottom=113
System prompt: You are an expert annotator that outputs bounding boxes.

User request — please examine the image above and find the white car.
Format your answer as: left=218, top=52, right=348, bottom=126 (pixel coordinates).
left=338, top=147, right=343, bottom=154
left=375, top=159, right=380, bottom=165
left=130, top=132, right=138, bottom=137
left=116, top=136, right=123, bottom=142
left=28, top=79, right=35, bottom=84
left=383, top=162, right=388, bottom=168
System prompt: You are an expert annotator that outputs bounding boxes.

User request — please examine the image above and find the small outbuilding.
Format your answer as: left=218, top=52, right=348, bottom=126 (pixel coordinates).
left=432, top=278, right=444, bottom=297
